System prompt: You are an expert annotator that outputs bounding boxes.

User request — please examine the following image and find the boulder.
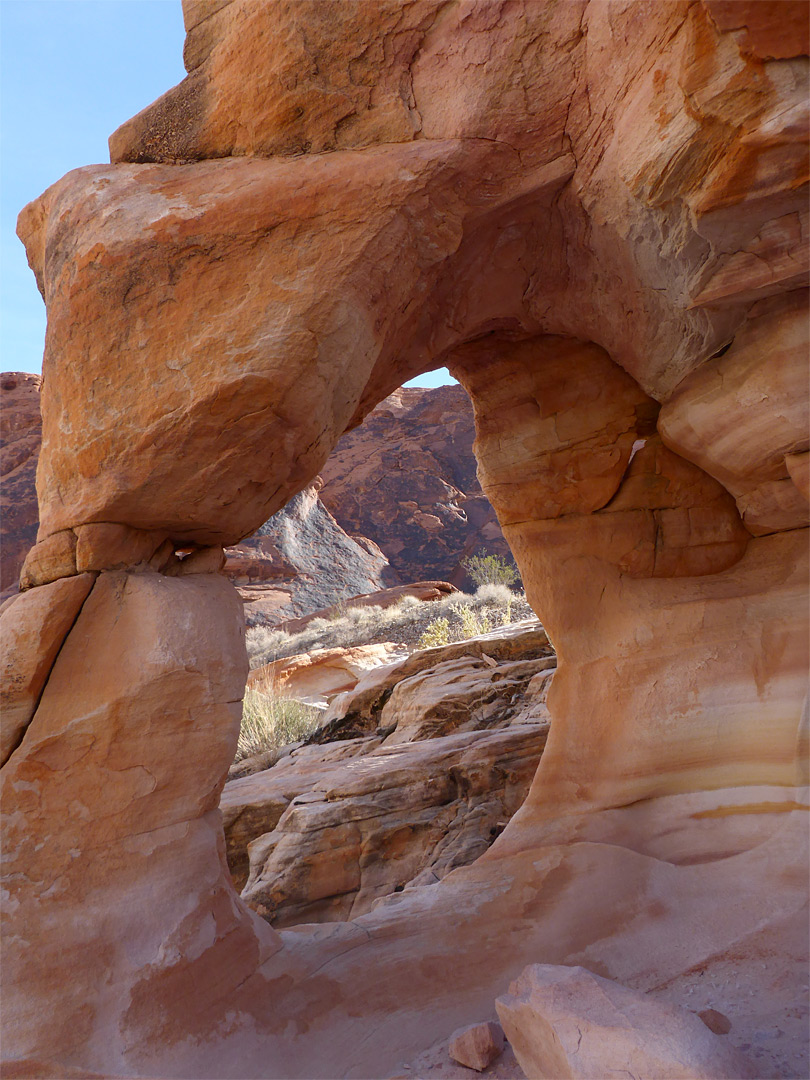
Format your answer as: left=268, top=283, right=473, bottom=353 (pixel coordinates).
left=495, top=965, right=754, bottom=1079
left=448, top=1022, right=505, bottom=1072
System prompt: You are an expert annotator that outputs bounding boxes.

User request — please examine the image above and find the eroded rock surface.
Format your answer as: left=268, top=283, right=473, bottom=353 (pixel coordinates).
left=230, top=481, right=398, bottom=626
left=222, top=621, right=555, bottom=921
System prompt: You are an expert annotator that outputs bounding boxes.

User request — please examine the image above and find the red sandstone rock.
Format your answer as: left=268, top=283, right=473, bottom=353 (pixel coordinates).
left=0, top=574, right=95, bottom=766
left=223, top=621, right=554, bottom=918
left=230, top=720, right=550, bottom=927
left=0, top=373, right=41, bottom=600
left=315, top=618, right=552, bottom=743
left=704, top=1, right=810, bottom=61
left=1, top=570, right=282, bottom=1066
left=448, top=1022, right=505, bottom=1072
left=659, top=291, right=810, bottom=537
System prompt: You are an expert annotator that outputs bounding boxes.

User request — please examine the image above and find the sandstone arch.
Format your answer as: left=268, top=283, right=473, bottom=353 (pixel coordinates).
left=2, top=2, right=808, bottom=1076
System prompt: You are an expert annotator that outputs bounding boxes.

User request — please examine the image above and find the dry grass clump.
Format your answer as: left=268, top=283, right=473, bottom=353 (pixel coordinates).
left=237, top=680, right=322, bottom=762
left=246, top=584, right=532, bottom=668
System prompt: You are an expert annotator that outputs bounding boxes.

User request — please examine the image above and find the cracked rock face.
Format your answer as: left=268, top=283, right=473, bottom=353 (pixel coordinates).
left=1, top=2, right=808, bottom=1078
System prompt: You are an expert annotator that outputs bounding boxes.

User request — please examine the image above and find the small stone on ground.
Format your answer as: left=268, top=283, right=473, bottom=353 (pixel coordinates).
left=449, top=1022, right=505, bottom=1072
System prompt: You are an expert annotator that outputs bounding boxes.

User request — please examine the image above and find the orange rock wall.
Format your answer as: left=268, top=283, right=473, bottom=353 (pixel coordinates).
left=2, top=1, right=808, bottom=1076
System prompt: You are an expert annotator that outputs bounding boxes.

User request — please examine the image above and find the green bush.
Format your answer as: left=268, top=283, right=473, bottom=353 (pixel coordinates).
left=417, top=616, right=450, bottom=649
left=237, top=685, right=322, bottom=761
left=462, top=551, right=519, bottom=589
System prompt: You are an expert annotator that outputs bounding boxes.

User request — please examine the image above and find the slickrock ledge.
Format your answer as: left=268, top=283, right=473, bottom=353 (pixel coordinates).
left=2, top=2, right=808, bottom=1078
left=222, top=621, right=554, bottom=918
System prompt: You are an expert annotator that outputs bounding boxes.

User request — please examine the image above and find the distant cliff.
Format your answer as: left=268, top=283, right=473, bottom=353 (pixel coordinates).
left=0, top=372, right=41, bottom=600
left=320, top=384, right=509, bottom=588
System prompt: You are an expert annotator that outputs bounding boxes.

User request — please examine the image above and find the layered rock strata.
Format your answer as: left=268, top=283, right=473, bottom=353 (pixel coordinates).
left=2, top=2, right=808, bottom=1078
left=223, top=621, right=555, bottom=919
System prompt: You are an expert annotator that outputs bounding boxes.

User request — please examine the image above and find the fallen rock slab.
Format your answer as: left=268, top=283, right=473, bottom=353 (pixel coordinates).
left=0, top=573, right=96, bottom=766
left=449, top=1022, right=505, bottom=1072
left=248, top=641, right=408, bottom=705
left=496, top=964, right=754, bottom=1080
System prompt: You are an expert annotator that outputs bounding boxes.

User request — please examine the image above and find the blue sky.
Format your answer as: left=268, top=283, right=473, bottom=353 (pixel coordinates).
left=0, top=0, right=452, bottom=388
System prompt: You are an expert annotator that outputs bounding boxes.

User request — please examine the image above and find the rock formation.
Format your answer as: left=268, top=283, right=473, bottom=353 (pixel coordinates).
left=248, top=640, right=409, bottom=706
left=2, top=2, right=808, bottom=1079
left=0, top=396, right=397, bottom=622
left=0, top=372, right=41, bottom=601
left=320, top=384, right=511, bottom=586
left=223, top=620, right=554, bottom=919
left=0, top=375, right=491, bottom=619
left=230, top=480, right=397, bottom=626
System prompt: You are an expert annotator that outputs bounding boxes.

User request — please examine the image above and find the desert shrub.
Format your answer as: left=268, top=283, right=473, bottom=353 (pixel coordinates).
left=462, top=551, right=519, bottom=588
left=327, top=599, right=349, bottom=622
left=474, top=582, right=513, bottom=605
left=246, top=626, right=291, bottom=660
left=246, top=585, right=534, bottom=667
left=237, top=684, right=322, bottom=761
left=457, top=604, right=492, bottom=639
left=417, top=616, right=450, bottom=649
left=501, top=594, right=512, bottom=625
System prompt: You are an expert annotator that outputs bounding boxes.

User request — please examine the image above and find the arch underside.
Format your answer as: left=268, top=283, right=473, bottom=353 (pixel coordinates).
left=1, top=2, right=808, bottom=1076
